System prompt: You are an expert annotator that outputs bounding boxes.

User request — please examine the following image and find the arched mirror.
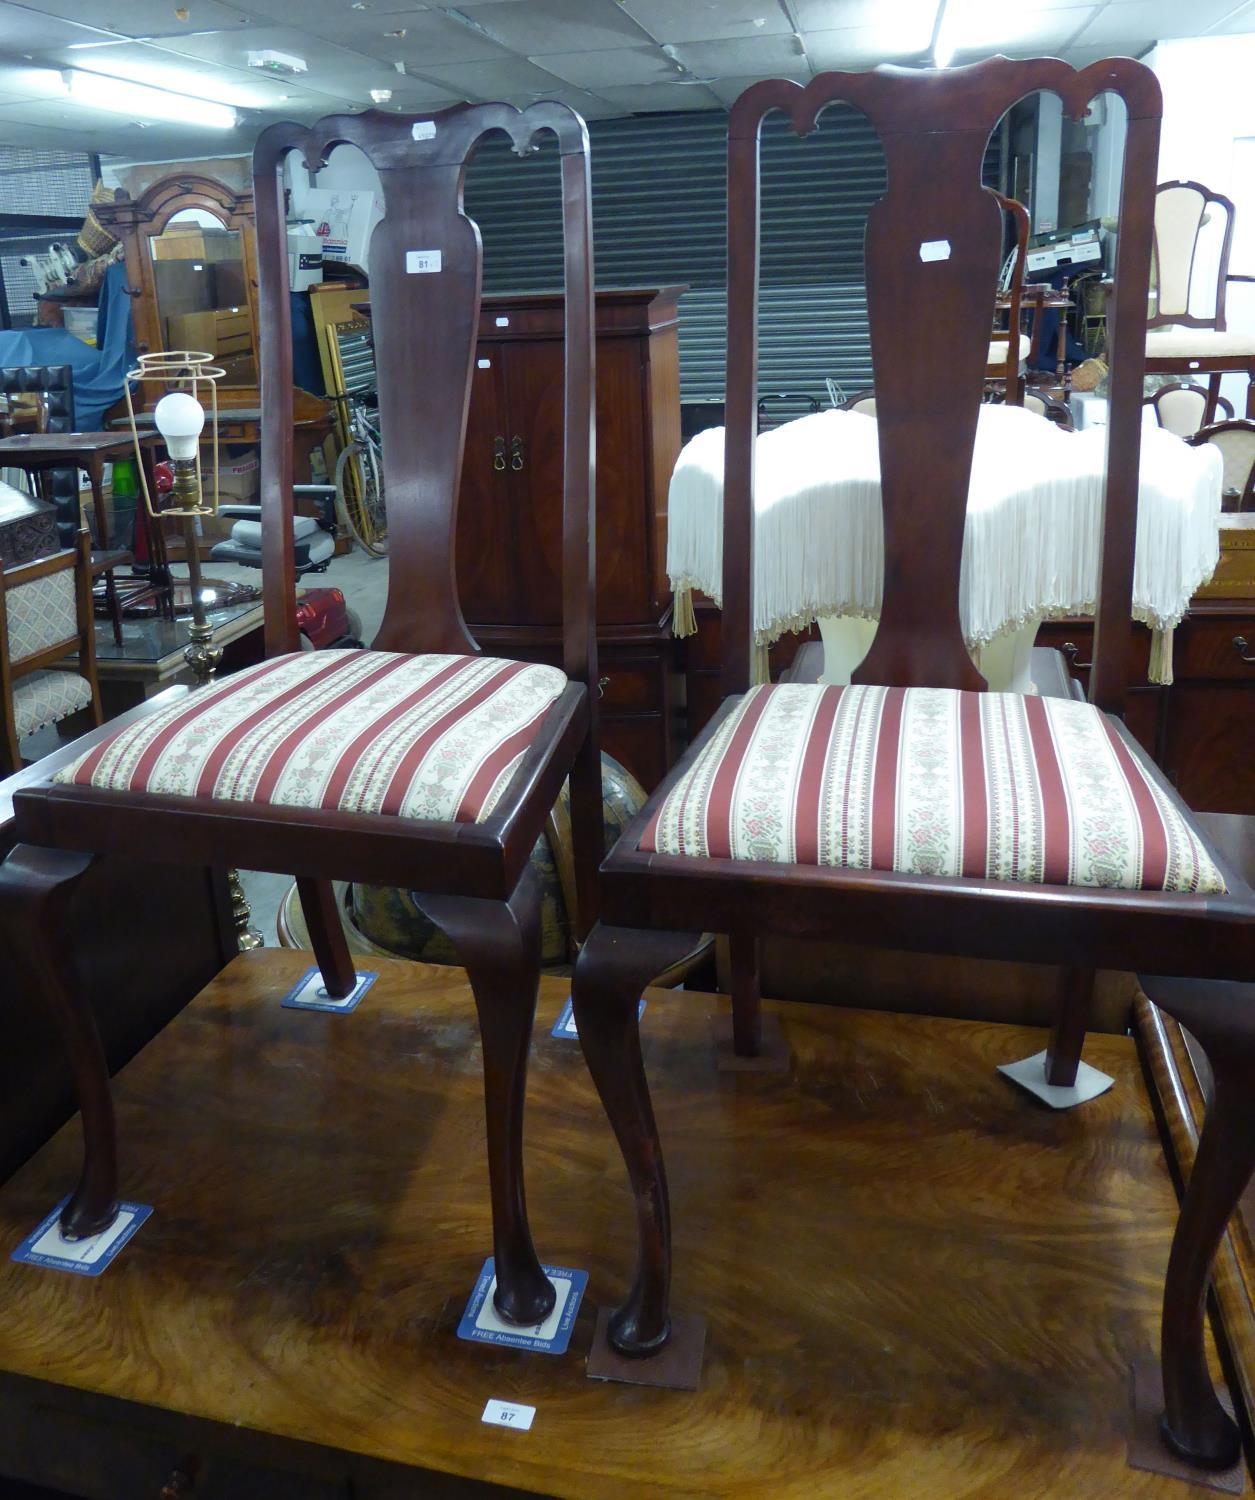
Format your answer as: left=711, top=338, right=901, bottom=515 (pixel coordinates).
left=150, top=206, right=255, bottom=385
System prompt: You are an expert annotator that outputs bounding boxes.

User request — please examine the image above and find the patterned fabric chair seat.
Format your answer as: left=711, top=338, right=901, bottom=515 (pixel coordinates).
left=14, top=669, right=93, bottom=737
left=56, top=649, right=567, bottom=825
left=640, top=682, right=1225, bottom=895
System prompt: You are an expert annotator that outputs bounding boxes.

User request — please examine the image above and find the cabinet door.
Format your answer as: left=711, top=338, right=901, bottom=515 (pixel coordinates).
left=498, top=335, right=654, bottom=628
left=500, top=335, right=565, bottom=626
left=456, top=352, right=518, bottom=625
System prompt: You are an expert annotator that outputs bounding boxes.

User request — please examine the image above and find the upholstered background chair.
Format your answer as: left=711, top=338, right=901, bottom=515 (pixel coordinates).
left=0, top=527, right=100, bottom=773
left=0, top=365, right=77, bottom=544
left=1188, top=416, right=1255, bottom=510
left=1145, top=379, right=1234, bottom=437
left=1146, top=180, right=1255, bottom=422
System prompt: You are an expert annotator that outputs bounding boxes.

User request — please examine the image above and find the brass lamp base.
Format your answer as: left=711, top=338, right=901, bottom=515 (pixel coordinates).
left=227, top=869, right=264, bottom=952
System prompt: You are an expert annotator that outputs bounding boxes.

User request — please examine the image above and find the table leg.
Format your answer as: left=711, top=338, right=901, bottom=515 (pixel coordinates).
left=89, top=455, right=109, bottom=550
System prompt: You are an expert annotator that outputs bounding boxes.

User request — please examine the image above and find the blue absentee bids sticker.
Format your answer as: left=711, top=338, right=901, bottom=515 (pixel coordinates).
left=11, top=1197, right=152, bottom=1277
left=551, top=996, right=645, bottom=1040
left=456, top=1257, right=588, bottom=1355
left=280, top=965, right=378, bottom=1014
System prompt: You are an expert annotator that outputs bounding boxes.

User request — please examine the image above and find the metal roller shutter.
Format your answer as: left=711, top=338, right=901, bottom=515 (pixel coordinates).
left=464, top=106, right=1001, bottom=406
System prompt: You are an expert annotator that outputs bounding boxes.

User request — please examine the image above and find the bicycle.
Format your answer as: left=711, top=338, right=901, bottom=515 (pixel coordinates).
left=333, top=393, right=388, bottom=557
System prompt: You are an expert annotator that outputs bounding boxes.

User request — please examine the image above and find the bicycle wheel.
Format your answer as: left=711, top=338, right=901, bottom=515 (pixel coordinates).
left=334, top=439, right=388, bottom=557
left=357, top=428, right=388, bottom=555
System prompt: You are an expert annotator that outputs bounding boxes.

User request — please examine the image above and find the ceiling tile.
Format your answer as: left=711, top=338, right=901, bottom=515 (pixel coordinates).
left=1207, top=0, right=1255, bottom=31
left=1070, top=0, right=1239, bottom=46
left=47, top=41, right=314, bottom=108
left=792, top=0, right=884, bottom=24
left=256, top=7, right=514, bottom=64
left=18, top=0, right=254, bottom=41
left=128, top=24, right=402, bottom=100
left=415, top=54, right=573, bottom=100
left=670, top=33, right=811, bottom=76
left=537, top=45, right=674, bottom=88
left=621, top=0, right=794, bottom=44
left=804, top=25, right=926, bottom=67
left=452, top=0, right=647, bottom=54
left=0, top=1, right=119, bottom=52
left=593, top=79, right=723, bottom=111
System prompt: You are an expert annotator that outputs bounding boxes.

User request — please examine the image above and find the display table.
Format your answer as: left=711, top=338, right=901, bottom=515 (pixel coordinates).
left=86, top=596, right=263, bottom=714
left=668, top=404, right=1222, bottom=691
left=0, top=431, right=162, bottom=551
left=0, top=949, right=1244, bottom=1497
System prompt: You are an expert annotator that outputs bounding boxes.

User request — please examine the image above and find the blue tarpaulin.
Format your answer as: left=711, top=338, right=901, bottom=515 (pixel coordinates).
left=0, top=260, right=135, bottom=430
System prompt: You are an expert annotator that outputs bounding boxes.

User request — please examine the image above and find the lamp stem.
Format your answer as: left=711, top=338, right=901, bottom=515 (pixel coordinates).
left=181, top=508, right=222, bottom=688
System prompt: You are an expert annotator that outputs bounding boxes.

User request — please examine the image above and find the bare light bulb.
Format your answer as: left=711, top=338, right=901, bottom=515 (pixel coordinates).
left=154, top=391, right=205, bottom=461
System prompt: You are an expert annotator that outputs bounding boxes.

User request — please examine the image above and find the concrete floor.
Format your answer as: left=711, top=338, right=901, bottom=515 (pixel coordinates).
left=18, top=544, right=392, bottom=950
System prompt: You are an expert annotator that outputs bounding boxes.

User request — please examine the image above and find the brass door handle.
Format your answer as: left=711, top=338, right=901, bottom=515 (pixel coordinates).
left=492, top=436, right=506, bottom=472
left=1234, top=635, right=1255, bottom=663
left=1061, top=641, right=1093, bottom=670
left=510, top=435, right=524, bottom=471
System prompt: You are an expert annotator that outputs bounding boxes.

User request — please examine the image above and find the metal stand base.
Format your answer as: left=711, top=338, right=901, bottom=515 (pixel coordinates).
left=586, top=1307, right=707, bottom=1390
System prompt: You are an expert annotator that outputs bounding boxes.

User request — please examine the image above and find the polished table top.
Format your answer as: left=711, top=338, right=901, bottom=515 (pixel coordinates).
left=0, top=431, right=158, bottom=460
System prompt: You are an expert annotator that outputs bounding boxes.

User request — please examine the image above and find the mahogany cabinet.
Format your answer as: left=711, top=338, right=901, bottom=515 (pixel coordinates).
left=1038, top=603, right=1255, bottom=813
left=457, top=288, right=683, bottom=789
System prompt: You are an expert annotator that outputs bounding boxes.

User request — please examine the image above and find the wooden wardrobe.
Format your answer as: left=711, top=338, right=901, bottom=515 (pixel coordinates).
left=457, top=286, right=683, bottom=789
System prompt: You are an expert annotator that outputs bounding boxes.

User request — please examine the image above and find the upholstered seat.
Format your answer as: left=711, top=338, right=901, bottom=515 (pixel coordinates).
left=639, top=682, right=1224, bottom=894
left=13, top=669, right=93, bottom=736
left=987, top=333, right=1031, bottom=368
left=56, top=649, right=567, bottom=825
left=1145, top=327, right=1255, bottom=359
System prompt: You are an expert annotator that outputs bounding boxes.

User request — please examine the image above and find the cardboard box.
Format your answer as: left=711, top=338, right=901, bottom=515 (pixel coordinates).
left=1194, top=514, right=1255, bottom=600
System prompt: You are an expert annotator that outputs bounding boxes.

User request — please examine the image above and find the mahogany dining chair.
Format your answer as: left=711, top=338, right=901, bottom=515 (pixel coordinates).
left=572, top=58, right=1255, bottom=1470
left=0, top=101, right=602, bottom=1330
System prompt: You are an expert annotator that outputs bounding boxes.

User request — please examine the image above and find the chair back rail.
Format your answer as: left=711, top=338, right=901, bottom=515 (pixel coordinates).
left=0, top=529, right=99, bottom=768
left=252, top=105, right=596, bottom=690
left=990, top=190, right=1029, bottom=397
left=1150, top=180, right=1236, bottom=330
left=721, top=57, right=1160, bottom=713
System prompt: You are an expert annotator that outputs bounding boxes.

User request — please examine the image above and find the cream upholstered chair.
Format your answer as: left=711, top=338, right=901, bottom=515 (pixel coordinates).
left=1146, top=181, right=1255, bottom=421
left=839, top=388, right=877, bottom=416
left=0, top=527, right=100, bottom=773
left=1187, top=418, right=1255, bottom=510
left=1023, top=388, right=1074, bottom=428
left=1145, top=380, right=1234, bottom=438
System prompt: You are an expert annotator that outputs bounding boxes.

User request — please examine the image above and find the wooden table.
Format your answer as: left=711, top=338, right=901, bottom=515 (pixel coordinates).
left=998, top=286, right=1074, bottom=386
left=0, top=949, right=1242, bottom=1498
left=0, top=432, right=161, bottom=551
left=87, top=596, right=263, bottom=714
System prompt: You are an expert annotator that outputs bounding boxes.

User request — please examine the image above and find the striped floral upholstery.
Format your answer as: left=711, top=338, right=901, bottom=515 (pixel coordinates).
left=7, top=568, right=77, bottom=665
left=640, top=683, right=1225, bottom=895
left=14, top=669, right=93, bottom=736
left=55, top=650, right=567, bottom=824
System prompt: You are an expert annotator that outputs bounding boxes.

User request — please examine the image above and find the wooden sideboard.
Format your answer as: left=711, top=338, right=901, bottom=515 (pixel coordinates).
left=457, top=287, right=683, bottom=790
left=1038, top=602, right=1255, bottom=814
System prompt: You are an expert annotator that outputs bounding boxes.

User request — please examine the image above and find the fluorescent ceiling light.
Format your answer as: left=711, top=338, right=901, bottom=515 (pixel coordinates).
left=934, top=0, right=1038, bottom=67
left=862, top=0, right=942, bottom=57
left=64, top=69, right=238, bottom=129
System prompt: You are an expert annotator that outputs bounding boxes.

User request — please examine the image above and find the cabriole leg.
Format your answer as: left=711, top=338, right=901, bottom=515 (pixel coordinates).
left=1144, top=974, right=1255, bottom=1471
left=573, top=922, right=695, bottom=1356
left=295, top=877, right=356, bottom=999
left=0, top=846, right=117, bottom=1239
left=414, top=870, right=553, bottom=1326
